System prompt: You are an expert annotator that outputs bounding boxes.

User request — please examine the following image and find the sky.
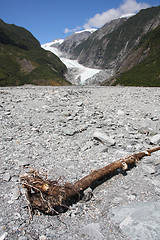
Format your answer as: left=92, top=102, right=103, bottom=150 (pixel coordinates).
left=1, top=0, right=160, bottom=44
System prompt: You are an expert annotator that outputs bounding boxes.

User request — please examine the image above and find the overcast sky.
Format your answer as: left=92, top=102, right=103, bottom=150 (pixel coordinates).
left=1, top=0, right=159, bottom=44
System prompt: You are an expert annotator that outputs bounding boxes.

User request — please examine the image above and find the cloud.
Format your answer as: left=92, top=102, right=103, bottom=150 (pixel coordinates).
left=64, top=26, right=81, bottom=34
left=83, top=0, right=150, bottom=29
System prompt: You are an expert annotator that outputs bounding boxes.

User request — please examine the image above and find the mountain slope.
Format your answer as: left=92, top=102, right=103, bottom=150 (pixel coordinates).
left=58, top=29, right=96, bottom=58
left=104, top=24, right=160, bottom=87
left=70, top=6, right=160, bottom=71
left=0, top=19, right=71, bottom=86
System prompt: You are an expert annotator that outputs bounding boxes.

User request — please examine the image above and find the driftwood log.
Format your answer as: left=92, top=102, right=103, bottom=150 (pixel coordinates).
left=20, top=146, right=160, bottom=218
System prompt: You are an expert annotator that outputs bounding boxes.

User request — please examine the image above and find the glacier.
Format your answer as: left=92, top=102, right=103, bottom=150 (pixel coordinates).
left=41, top=40, right=112, bottom=85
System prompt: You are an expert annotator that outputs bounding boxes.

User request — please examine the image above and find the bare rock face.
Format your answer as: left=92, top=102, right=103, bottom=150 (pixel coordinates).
left=18, top=58, right=35, bottom=73
left=76, top=7, right=160, bottom=70
left=58, top=30, right=94, bottom=57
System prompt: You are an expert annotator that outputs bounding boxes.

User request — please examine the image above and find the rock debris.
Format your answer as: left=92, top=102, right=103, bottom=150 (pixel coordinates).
left=0, top=85, right=160, bottom=240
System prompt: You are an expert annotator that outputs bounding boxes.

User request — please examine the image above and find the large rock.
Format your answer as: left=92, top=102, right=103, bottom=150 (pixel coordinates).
left=111, top=201, right=160, bottom=240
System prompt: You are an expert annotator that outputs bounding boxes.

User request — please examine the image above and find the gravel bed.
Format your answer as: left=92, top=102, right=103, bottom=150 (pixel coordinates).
left=0, top=85, right=160, bottom=240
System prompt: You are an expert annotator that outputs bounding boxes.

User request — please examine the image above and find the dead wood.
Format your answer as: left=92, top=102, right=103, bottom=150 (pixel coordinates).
left=20, top=146, right=160, bottom=217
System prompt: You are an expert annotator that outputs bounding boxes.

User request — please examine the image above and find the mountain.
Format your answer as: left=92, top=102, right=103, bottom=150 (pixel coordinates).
left=102, top=24, right=160, bottom=86
left=72, top=6, right=160, bottom=70
left=51, top=6, right=160, bottom=86
left=0, top=19, right=71, bottom=86
left=58, top=29, right=96, bottom=58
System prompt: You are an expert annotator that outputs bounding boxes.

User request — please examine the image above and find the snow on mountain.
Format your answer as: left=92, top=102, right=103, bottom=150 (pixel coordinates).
left=42, top=41, right=103, bottom=85
left=52, top=39, right=64, bottom=44
left=75, top=28, right=97, bottom=34
left=42, top=42, right=64, bottom=58
left=120, top=13, right=135, bottom=19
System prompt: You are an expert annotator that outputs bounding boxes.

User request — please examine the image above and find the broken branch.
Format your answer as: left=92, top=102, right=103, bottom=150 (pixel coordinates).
left=20, top=146, right=160, bottom=216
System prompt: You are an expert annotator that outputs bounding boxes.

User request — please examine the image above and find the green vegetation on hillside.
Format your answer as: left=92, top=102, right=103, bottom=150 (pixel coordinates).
left=0, top=19, right=71, bottom=86
left=112, top=25, right=160, bottom=87
left=0, top=19, right=40, bottom=50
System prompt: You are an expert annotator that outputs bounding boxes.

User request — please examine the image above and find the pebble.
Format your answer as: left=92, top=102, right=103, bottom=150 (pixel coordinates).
left=82, top=187, right=93, bottom=201
left=138, top=127, right=157, bottom=135
left=117, top=110, right=125, bottom=116
left=150, top=134, right=160, bottom=145
left=80, top=223, right=104, bottom=239
left=39, top=236, right=47, bottom=240
left=18, top=237, right=28, bottom=240
left=17, top=157, right=31, bottom=167
left=142, top=165, right=155, bottom=175
left=3, top=173, right=11, bottom=182
left=62, top=127, right=78, bottom=136
left=11, top=186, right=20, bottom=200
left=0, top=232, right=8, bottom=240
left=113, top=197, right=123, bottom=204
left=93, top=131, right=116, bottom=145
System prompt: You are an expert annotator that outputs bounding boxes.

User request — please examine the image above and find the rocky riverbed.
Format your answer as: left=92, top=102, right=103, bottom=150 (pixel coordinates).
left=0, top=85, right=160, bottom=240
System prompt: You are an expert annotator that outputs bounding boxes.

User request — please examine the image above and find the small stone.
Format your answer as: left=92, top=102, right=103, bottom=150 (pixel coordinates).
left=151, top=179, right=160, bottom=187
left=117, top=110, right=125, bottom=116
left=62, top=111, right=71, bottom=117
left=11, top=186, right=20, bottom=200
left=82, top=187, right=93, bottom=201
left=39, top=236, right=47, bottom=240
left=121, top=184, right=130, bottom=190
left=18, top=157, right=30, bottom=167
left=138, top=127, right=157, bottom=136
left=150, top=134, right=160, bottom=145
left=63, top=127, right=78, bottom=136
left=0, top=232, right=8, bottom=240
left=113, top=197, right=123, bottom=204
left=18, top=237, right=28, bottom=240
left=128, top=195, right=136, bottom=201
left=80, top=223, right=104, bottom=240
left=77, top=101, right=83, bottom=106
left=14, top=212, right=21, bottom=220
left=81, top=141, right=94, bottom=151
left=138, top=127, right=150, bottom=134
left=155, top=165, right=160, bottom=176
left=93, top=131, right=115, bottom=145
left=151, top=116, right=159, bottom=121
left=143, top=165, right=155, bottom=175
left=3, top=173, right=11, bottom=182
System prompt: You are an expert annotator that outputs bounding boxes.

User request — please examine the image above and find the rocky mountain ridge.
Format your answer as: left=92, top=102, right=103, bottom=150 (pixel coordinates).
left=58, top=29, right=96, bottom=58
left=52, top=6, right=160, bottom=86
left=60, top=6, right=160, bottom=71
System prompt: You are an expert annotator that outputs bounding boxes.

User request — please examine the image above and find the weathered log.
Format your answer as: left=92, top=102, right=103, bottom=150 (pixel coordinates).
left=20, top=146, right=160, bottom=216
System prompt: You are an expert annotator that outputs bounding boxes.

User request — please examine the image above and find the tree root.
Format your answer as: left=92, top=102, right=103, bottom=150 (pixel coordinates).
left=20, top=146, right=160, bottom=218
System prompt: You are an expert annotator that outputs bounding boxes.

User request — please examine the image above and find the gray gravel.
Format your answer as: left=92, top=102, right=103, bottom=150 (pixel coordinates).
left=0, top=85, right=160, bottom=240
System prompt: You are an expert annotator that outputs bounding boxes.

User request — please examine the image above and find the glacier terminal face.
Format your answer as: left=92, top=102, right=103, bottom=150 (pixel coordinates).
left=42, top=41, right=112, bottom=85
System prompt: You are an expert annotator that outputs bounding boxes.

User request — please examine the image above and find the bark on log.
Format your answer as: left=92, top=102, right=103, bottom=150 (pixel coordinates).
left=20, top=146, right=160, bottom=216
